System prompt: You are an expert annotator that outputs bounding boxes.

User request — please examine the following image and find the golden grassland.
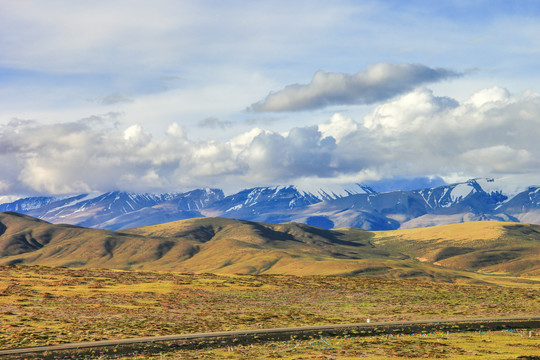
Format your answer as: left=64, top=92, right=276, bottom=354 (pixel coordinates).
left=1, top=265, right=539, bottom=352
left=373, top=221, right=508, bottom=242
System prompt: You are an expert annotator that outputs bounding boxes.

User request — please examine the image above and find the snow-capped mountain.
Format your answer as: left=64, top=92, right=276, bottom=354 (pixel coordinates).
left=0, top=195, right=73, bottom=212
left=1, top=178, right=540, bottom=230
left=276, top=179, right=511, bottom=230
left=98, top=188, right=225, bottom=230
left=0, top=189, right=224, bottom=230
left=415, top=179, right=507, bottom=212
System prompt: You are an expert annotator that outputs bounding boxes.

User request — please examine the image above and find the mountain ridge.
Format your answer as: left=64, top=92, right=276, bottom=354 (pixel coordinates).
left=0, top=178, right=539, bottom=231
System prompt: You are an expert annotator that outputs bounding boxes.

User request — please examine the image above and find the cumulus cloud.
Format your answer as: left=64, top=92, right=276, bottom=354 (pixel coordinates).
left=357, top=87, right=540, bottom=176
left=237, top=127, right=339, bottom=182
left=248, top=63, right=461, bottom=112
left=466, top=87, right=511, bottom=108
left=318, top=113, right=358, bottom=143
left=2, top=86, right=540, bottom=196
left=166, top=122, right=185, bottom=138
left=123, top=124, right=151, bottom=144
left=363, top=88, right=458, bottom=134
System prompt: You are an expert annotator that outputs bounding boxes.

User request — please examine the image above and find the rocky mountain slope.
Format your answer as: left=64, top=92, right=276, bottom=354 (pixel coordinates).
left=0, top=179, right=539, bottom=231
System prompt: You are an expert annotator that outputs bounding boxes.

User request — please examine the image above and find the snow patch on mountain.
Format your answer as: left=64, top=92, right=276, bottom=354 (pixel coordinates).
left=43, top=193, right=103, bottom=215
left=474, top=176, right=537, bottom=199
left=226, top=204, right=243, bottom=212
left=449, top=182, right=476, bottom=202
left=293, top=183, right=376, bottom=200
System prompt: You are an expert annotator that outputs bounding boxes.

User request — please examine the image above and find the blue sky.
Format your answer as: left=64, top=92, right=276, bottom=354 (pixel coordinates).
left=1, top=0, right=540, bottom=196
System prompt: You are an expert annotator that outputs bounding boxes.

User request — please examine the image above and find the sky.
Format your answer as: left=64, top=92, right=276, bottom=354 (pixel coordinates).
left=1, top=0, right=540, bottom=197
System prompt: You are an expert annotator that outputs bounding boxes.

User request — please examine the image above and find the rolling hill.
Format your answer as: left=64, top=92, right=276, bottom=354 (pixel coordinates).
left=1, top=212, right=539, bottom=283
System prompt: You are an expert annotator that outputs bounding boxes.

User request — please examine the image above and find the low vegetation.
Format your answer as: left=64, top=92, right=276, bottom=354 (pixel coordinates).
left=1, top=265, right=539, bottom=351
left=108, top=330, right=540, bottom=359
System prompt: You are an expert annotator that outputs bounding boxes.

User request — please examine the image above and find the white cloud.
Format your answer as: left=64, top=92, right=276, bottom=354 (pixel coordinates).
left=123, top=124, right=151, bottom=145
left=460, top=145, right=532, bottom=173
left=229, top=128, right=266, bottom=156
left=466, top=86, right=511, bottom=108
left=363, top=88, right=458, bottom=134
left=19, top=158, right=93, bottom=195
left=318, top=113, right=358, bottom=143
left=2, top=1, right=540, bottom=149
left=166, top=122, right=185, bottom=138
left=249, top=64, right=461, bottom=112
left=1, top=86, right=540, bottom=196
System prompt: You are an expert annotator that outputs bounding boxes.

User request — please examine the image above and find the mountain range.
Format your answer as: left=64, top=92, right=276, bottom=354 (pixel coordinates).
left=1, top=178, right=539, bottom=231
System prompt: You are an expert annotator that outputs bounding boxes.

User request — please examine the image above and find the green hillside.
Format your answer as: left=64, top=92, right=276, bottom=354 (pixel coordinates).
left=1, top=212, right=539, bottom=284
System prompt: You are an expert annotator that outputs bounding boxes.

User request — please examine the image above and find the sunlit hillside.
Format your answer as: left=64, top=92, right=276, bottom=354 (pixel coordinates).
left=1, top=212, right=539, bottom=284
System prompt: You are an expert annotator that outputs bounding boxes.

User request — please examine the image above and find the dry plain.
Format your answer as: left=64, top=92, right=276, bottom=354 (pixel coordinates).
left=1, top=265, right=539, bottom=358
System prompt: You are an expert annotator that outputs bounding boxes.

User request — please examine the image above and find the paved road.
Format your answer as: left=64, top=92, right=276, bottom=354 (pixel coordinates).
left=1, top=316, right=539, bottom=358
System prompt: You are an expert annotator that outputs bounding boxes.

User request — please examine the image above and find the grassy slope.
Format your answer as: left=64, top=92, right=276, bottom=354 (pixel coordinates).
left=372, top=222, right=540, bottom=276
left=1, top=212, right=540, bottom=283
left=0, top=212, right=201, bottom=270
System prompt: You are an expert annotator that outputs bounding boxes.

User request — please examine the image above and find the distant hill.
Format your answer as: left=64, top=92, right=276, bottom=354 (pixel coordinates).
left=1, top=212, right=539, bottom=283
left=1, top=178, right=540, bottom=231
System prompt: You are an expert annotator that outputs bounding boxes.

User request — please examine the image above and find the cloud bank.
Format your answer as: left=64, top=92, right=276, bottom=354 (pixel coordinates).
left=249, top=63, right=461, bottom=112
left=1, top=86, right=539, bottom=196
